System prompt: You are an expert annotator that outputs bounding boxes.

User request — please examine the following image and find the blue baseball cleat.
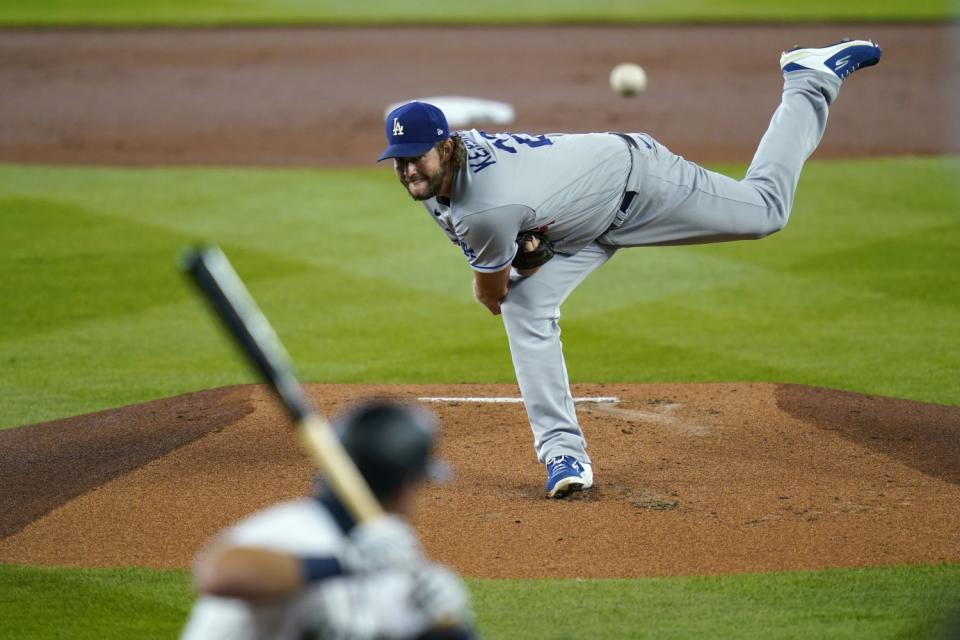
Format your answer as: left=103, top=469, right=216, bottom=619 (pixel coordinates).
left=780, top=38, right=882, bottom=79
left=545, top=455, right=594, bottom=499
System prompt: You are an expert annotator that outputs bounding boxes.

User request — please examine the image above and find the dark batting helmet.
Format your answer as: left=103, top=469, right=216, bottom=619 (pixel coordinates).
left=334, top=400, right=445, bottom=503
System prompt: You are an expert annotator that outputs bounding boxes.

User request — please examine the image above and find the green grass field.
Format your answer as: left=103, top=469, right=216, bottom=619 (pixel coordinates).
left=0, top=0, right=953, bottom=26
left=2, top=563, right=959, bottom=639
left=2, top=156, right=959, bottom=638
left=1, top=157, right=958, bottom=429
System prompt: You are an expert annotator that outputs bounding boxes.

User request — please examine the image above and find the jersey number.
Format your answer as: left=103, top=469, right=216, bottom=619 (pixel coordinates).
left=479, top=132, right=553, bottom=154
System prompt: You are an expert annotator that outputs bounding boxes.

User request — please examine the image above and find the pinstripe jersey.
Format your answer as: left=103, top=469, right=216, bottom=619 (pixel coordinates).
left=180, top=498, right=440, bottom=640
left=423, top=129, right=631, bottom=272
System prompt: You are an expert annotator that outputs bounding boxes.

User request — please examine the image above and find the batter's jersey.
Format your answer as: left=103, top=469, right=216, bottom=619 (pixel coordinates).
left=179, top=499, right=436, bottom=640
left=424, top=129, right=631, bottom=272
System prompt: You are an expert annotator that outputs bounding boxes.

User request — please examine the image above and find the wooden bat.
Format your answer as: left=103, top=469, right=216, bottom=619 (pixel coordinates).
left=180, top=245, right=382, bottom=523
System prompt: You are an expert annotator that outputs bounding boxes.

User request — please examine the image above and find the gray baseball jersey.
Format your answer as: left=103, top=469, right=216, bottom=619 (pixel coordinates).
left=423, top=129, right=631, bottom=271
left=419, top=70, right=845, bottom=470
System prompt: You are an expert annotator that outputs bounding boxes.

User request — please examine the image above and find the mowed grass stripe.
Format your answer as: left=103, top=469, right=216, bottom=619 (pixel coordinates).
left=0, top=197, right=310, bottom=339
left=0, top=166, right=468, bottom=295
left=790, top=222, right=960, bottom=309
left=1, top=157, right=957, bottom=427
left=0, top=264, right=513, bottom=426
left=566, top=290, right=960, bottom=401
left=1, top=563, right=957, bottom=639
left=473, top=564, right=960, bottom=639
left=0, top=564, right=195, bottom=640
left=563, top=245, right=960, bottom=354
left=699, top=157, right=960, bottom=268
left=0, top=0, right=950, bottom=25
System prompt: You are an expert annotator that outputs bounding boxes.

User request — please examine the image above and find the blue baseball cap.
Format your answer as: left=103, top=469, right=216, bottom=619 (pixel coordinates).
left=378, top=101, right=449, bottom=162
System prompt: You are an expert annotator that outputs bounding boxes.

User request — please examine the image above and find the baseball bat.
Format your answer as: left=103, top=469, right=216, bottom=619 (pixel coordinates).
left=180, top=245, right=382, bottom=523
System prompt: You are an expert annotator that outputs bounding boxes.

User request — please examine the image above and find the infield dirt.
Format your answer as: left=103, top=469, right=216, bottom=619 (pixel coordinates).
left=1, top=23, right=956, bottom=166
left=1, top=383, right=958, bottom=578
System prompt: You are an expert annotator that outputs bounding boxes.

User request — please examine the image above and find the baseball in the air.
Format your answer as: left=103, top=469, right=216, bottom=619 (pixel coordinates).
left=609, top=62, right=647, bottom=97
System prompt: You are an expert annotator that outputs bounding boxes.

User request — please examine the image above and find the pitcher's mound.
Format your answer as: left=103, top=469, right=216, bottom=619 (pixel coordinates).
left=1, top=383, right=958, bottom=578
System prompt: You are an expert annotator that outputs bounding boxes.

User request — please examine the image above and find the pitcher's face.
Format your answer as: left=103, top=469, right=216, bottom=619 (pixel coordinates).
left=394, top=146, right=447, bottom=201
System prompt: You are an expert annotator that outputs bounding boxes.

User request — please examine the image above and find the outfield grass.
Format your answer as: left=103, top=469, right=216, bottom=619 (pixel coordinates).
left=0, top=0, right=952, bottom=26
left=1, top=156, right=958, bottom=429
left=1, top=563, right=957, bottom=639
left=1, top=565, right=194, bottom=639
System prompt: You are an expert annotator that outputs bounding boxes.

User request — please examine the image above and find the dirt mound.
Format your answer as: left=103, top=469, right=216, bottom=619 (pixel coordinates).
left=0, top=386, right=253, bottom=538
left=1, top=383, right=958, bottom=578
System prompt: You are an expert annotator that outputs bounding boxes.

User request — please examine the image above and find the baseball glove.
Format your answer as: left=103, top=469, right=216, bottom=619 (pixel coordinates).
left=512, top=231, right=554, bottom=270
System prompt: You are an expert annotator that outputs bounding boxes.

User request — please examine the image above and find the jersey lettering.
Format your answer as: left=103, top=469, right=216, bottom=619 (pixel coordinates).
left=458, top=239, right=477, bottom=261
left=479, top=132, right=554, bottom=154
left=462, top=132, right=555, bottom=174
left=462, top=135, right=496, bottom=173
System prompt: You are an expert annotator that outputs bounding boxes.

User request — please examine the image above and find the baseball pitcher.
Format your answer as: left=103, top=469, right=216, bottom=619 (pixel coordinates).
left=378, top=39, right=882, bottom=498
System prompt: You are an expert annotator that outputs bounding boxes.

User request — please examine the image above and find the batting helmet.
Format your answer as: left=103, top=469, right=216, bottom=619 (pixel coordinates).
left=334, top=400, right=443, bottom=503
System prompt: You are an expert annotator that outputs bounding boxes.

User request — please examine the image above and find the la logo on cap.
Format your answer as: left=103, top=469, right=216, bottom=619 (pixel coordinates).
left=377, top=101, right=449, bottom=162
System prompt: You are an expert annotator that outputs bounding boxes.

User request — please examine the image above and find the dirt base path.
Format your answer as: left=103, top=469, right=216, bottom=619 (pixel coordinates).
left=1, top=383, right=958, bottom=578
left=1, top=23, right=956, bottom=167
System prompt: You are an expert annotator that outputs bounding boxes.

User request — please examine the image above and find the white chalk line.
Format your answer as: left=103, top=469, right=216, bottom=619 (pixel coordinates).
left=417, top=396, right=620, bottom=404
left=583, top=403, right=710, bottom=435
left=418, top=396, right=709, bottom=434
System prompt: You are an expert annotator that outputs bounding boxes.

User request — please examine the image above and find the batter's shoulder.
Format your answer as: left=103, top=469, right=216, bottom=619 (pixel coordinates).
left=225, top=498, right=340, bottom=551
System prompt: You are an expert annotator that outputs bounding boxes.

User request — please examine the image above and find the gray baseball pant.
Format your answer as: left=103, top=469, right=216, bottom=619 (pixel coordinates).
left=500, top=70, right=842, bottom=464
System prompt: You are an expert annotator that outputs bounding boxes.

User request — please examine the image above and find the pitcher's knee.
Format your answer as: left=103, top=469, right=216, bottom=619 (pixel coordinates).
left=500, top=300, right=530, bottom=326
left=723, top=206, right=787, bottom=240
left=743, top=176, right=794, bottom=237
left=753, top=209, right=788, bottom=238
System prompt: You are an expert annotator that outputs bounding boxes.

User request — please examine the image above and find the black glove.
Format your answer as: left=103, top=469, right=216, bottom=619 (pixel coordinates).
left=512, top=231, right=554, bottom=270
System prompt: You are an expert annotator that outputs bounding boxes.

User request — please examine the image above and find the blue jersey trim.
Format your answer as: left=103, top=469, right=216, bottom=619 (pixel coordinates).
left=470, top=246, right=518, bottom=272
left=301, top=556, right=344, bottom=582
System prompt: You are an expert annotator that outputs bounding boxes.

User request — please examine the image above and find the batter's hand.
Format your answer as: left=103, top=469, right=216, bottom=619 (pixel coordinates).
left=340, top=515, right=424, bottom=573
left=410, top=563, right=473, bottom=631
